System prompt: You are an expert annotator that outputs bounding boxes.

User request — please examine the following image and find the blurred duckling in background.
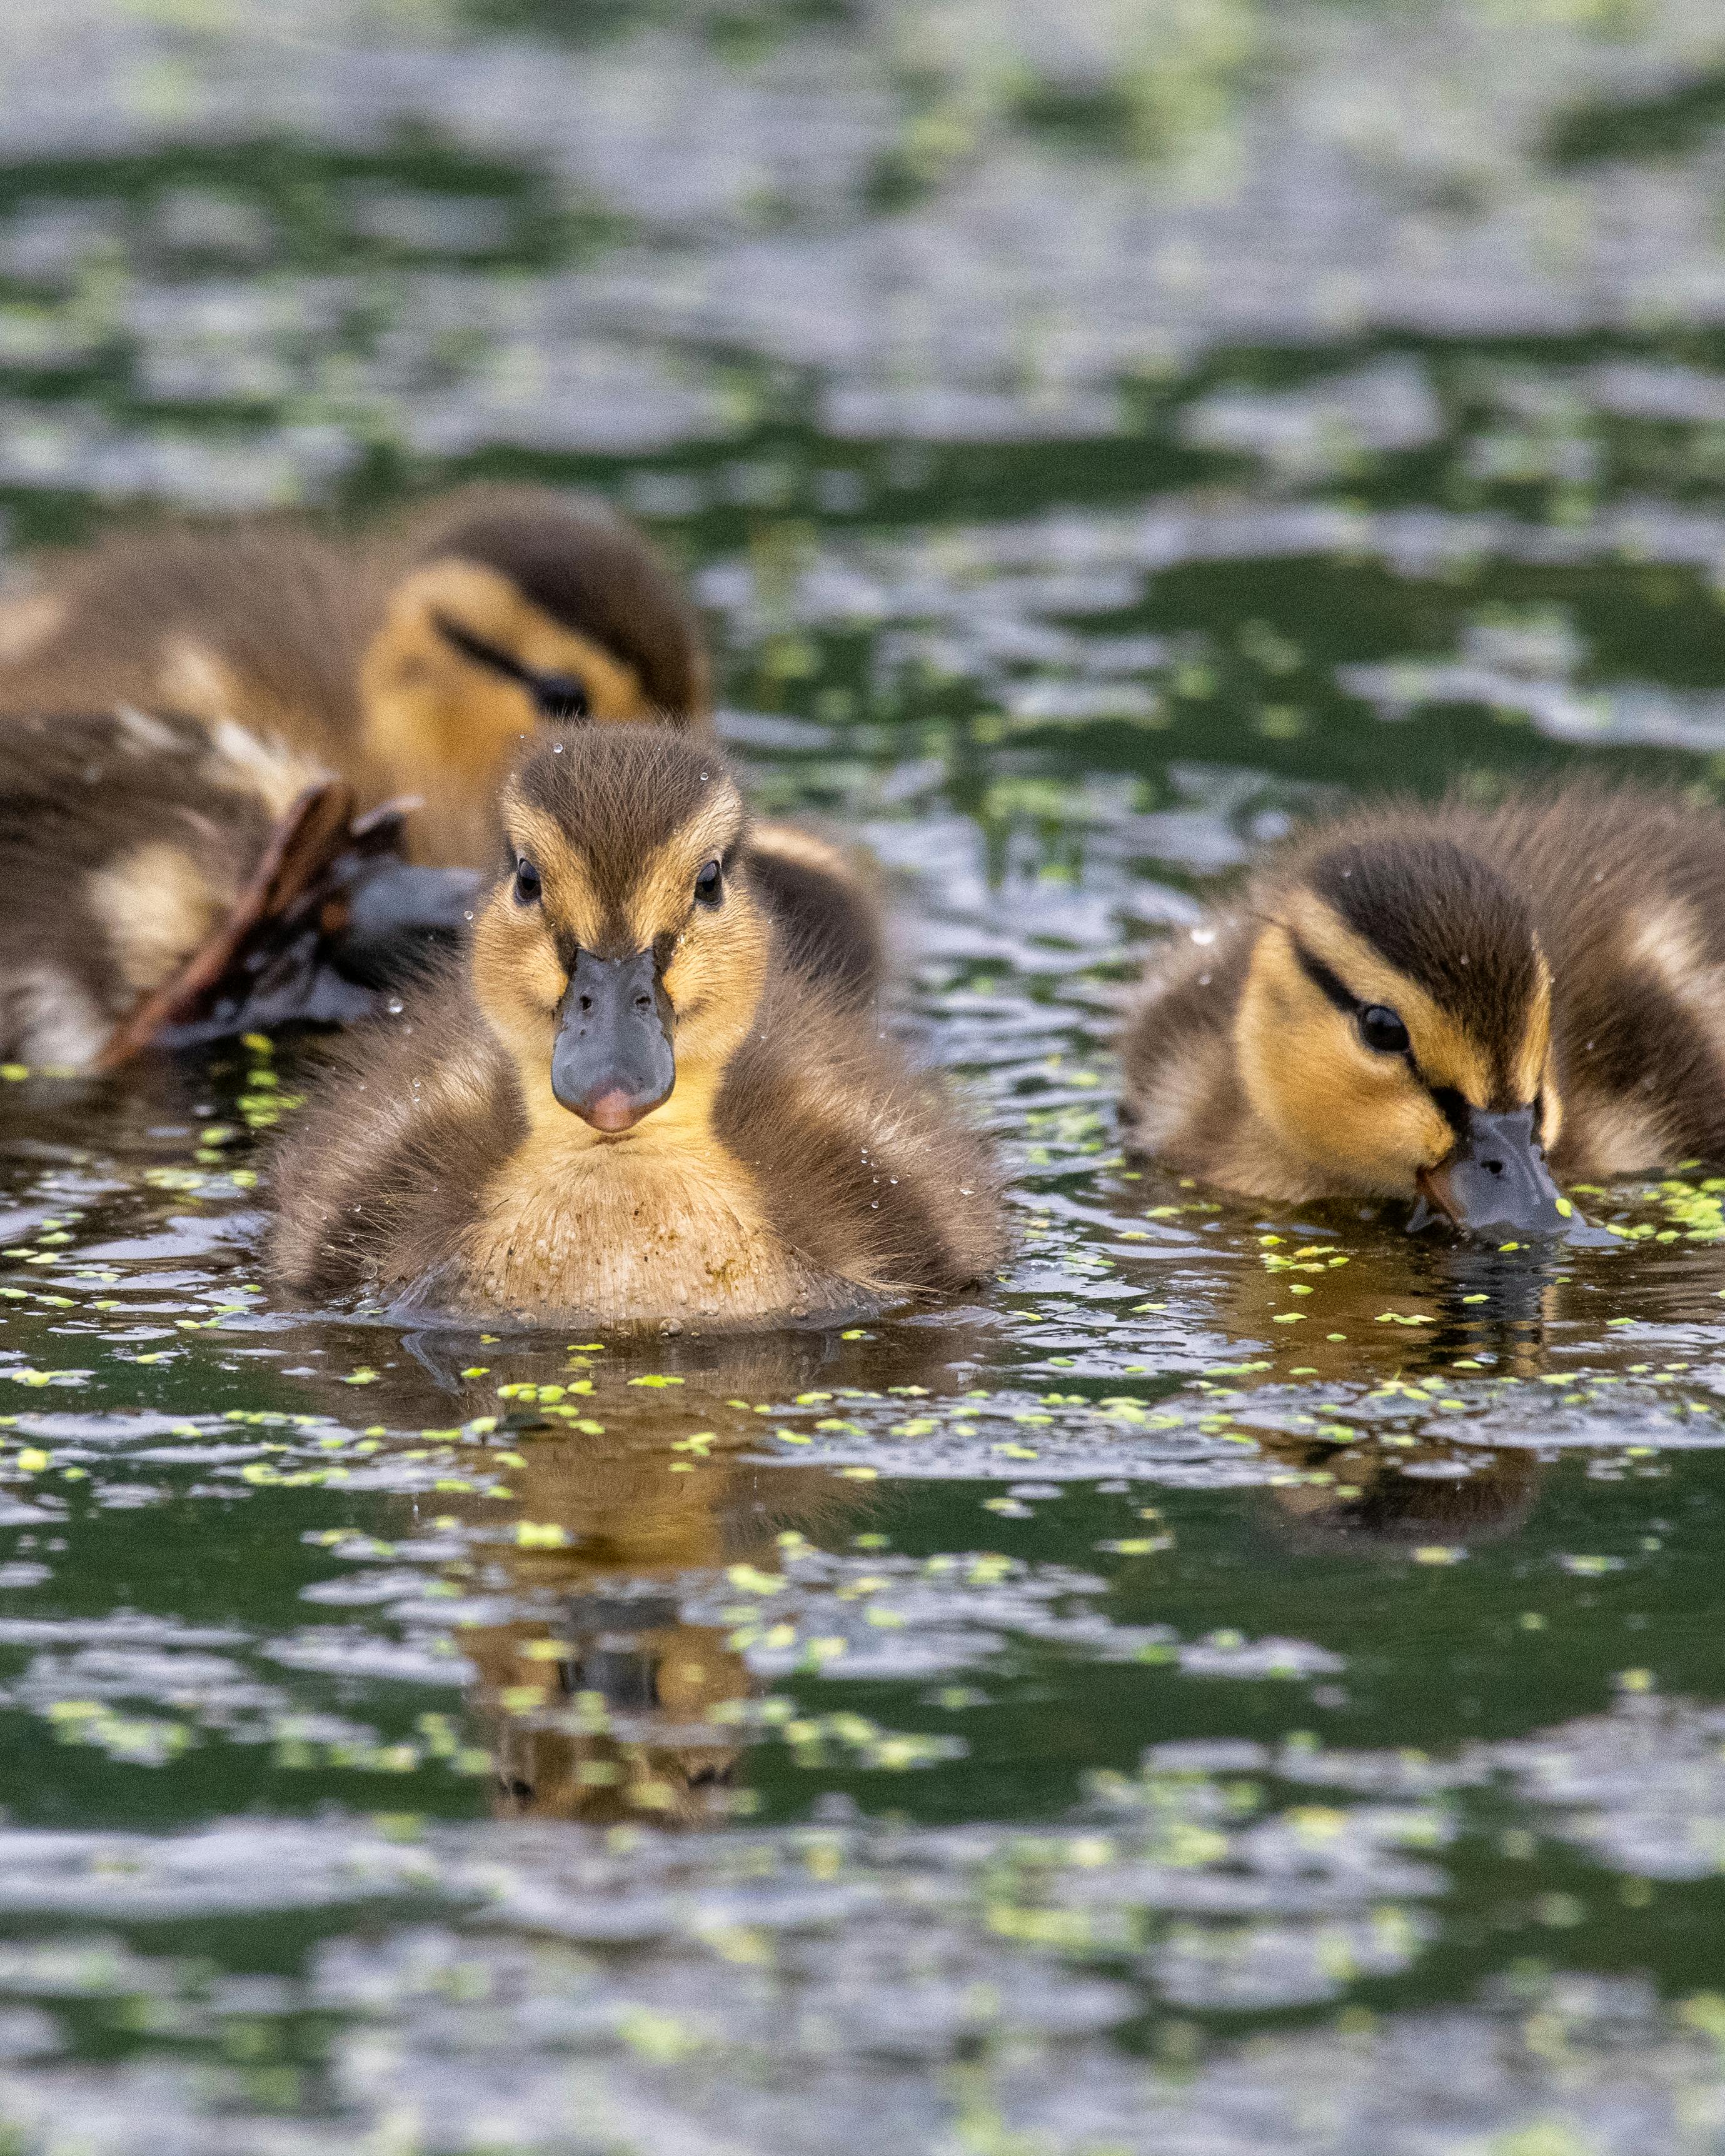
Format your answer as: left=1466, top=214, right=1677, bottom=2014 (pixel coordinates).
left=0, top=484, right=883, bottom=1001
left=0, top=484, right=705, bottom=868
left=0, top=704, right=462, bottom=1068
left=1121, top=784, right=1725, bottom=1237
left=272, top=726, right=1003, bottom=1326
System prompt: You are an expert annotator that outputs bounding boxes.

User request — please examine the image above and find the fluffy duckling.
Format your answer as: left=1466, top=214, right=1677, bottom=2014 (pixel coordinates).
left=1120, top=783, right=1725, bottom=1235
left=0, top=486, right=880, bottom=1001
left=358, top=486, right=713, bottom=865
left=271, top=727, right=1002, bottom=1326
left=0, top=706, right=342, bottom=1066
left=0, top=701, right=481, bottom=1070
left=0, top=484, right=706, bottom=868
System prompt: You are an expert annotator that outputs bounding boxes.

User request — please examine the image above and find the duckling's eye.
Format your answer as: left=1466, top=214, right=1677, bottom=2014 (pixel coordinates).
left=532, top=674, right=588, bottom=722
left=693, top=860, right=723, bottom=908
left=513, top=857, right=543, bottom=907
left=1358, top=1003, right=1410, bottom=1055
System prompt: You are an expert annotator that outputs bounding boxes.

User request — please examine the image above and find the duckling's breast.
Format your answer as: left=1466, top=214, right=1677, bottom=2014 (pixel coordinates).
left=457, top=1123, right=843, bottom=1326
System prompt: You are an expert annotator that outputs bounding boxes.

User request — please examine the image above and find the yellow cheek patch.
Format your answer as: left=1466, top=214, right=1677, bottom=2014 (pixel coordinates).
left=1277, top=889, right=1501, bottom=1103
left=1239, top=925, right=1455, bottom=1191
left=1539, top=1062, right=1565, bottom=1155
left=470, top=903, right=566, bottom=1134
left=1501, top=952, right=1554, bottom=1108
left=381, top=558, right=650, bottom=719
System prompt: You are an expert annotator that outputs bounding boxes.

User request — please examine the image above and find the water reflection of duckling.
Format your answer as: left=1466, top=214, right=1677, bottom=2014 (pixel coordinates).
left=0, top=486, right=703, bottom=867
left=1262, top=1433, right=1540, bottom=1553
left=281, top=1301, right=995, bottom=1442
left=438, top=1425, right=850, bottom=1823
left=1206, top=1228, right=1563, bottom=1387
left=271, top=726, right=1004, bottom=1326
left=1122, top=785, right=1725, bottom=1237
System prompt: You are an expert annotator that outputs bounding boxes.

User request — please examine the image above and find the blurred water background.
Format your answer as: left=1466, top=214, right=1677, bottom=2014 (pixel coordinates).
left=9, top=0, right=1725, bottom=2147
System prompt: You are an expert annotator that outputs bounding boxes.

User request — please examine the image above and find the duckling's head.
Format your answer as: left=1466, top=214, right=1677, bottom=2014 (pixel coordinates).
left=1236, top=835, right=1568, bottom=1236
left=473, top=727, right=767, bottom=1136
left=360, top=491, right=708, bottom=858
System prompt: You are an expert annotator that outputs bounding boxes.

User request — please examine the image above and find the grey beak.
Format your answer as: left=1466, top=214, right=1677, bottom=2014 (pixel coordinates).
left=550, top=948, right=675, bottom=1132
left=1415, top=1105, right=1568, bottom=1239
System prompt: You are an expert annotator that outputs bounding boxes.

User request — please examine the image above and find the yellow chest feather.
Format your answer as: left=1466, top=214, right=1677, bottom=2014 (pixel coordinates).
left=458, top=1124, right=825, bottom=1325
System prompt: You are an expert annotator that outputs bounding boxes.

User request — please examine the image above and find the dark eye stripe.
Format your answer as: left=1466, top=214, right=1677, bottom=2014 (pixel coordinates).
left=434, top=611, right=588, bottom=719
left=1292, top=933, right=1471, bottom=1119
left=435, top=610, right=539, bottom=688
left=1290, top=937, right=1359, bottom=1015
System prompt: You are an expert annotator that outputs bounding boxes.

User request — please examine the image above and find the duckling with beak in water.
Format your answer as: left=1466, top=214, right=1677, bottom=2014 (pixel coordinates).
left=271, top=726, right=1004, bottom=1326
left=1120, top=785, right=1725, bottom=1236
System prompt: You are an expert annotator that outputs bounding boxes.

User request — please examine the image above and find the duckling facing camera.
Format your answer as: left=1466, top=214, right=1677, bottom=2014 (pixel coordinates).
left=1120, top=785, right=1725, bottom=1235
left=270, top=728, right=1003, bottom=1327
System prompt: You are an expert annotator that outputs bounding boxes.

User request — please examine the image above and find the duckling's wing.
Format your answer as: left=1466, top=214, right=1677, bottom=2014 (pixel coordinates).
left=745, top=821, right=885, bottom=1008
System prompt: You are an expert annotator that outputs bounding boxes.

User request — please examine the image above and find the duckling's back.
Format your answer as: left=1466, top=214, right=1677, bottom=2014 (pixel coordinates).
left=1472, top=783, right=1725, bottom=1170
left=0, top=518, right=378, bottom=773
left=0, top=704, right=309, bottom=1066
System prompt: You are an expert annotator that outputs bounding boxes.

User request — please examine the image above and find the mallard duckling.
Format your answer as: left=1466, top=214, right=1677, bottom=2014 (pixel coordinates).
left=1120, top=783, right=1725, bottom=1235
left=271, top=726, right=1002, bottom=1326
left=0, top=484, right=706, bottom=868
left=0, top=701, right=483, bottom=1070
left=0, top=485, right=881, bottom=1000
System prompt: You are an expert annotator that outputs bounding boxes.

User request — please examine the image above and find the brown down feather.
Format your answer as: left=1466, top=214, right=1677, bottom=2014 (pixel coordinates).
left=0, top=705, right=296, bottom=1065
left=269, top=728, right=1003, bottom=1325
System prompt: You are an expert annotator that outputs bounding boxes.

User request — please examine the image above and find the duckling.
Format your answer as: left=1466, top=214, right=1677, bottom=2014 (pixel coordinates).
left=0, top=701, right=483, bottom=1070
left=270, top=726, right=1002, bottom=1326
left=0, top=484, right=705, bottom=866
left=0, top=485, right=881, bottom=1000
left=1120, top=782, right=1725, bottom=1235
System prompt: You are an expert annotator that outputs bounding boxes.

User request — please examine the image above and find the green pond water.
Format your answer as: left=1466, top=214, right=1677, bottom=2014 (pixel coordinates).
left=8, top=0, right=1725, bottom=2147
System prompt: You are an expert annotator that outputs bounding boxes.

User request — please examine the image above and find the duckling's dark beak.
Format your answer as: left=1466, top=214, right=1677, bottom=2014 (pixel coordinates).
left=551, top=949, right=675, bottom=1133
left=1414, top=1106, right=1567, bottom=1239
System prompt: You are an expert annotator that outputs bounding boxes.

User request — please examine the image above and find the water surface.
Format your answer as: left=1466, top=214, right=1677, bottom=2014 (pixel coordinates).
left=4, top=1, right=1725, bottom=2146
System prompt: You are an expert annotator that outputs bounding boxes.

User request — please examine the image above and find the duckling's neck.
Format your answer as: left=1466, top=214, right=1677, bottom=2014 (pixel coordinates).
left=462, top=1058, right=822, bottom=1325
left=362, top=681, right=525, bottom=868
